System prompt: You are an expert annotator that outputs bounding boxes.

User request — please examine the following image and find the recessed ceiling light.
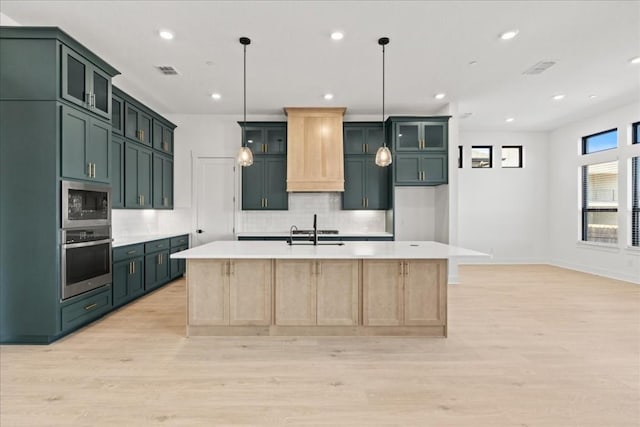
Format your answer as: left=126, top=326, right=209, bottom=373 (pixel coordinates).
left=630, top=56, right=640, bottom=64
left=324, top=93, right=334, bottom=100
left=589, top=94, right=597, bottom=99
left=159, top=30, right=174, bottom=40
left=468, top=60, right=478, bottom=66
left=499, top=29, right=519, bottom=40
left=211, top=93, right=221, bottom=100
left=552, top=94, right=565, bottom=101
left=330, top=32, right=344, bottom=41
left=434, top=93, right=446, bottom=100
left=505, top=117, right=515, bottom=123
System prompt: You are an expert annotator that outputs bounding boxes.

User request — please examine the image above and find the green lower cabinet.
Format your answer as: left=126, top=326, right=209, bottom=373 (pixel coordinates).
left=153, top=153, right=173, bottom=209
left=112, top=257, right=144, bottom=307
left=343, top=156, right=389, bottom=209
left=394, top=153, right=447, bottom=185
left=170, top=246, right=187, bottom=280
left=145, top=249, right=170, bottom=291
left=61, top=104, right=111, bottom=184
left=60, top=287, right=112, bottom=333
left=124, top=141, right=152, bottom=208
left=111, top=135, right=124, bottom=208
left=242, top=156, right=287, bottom=210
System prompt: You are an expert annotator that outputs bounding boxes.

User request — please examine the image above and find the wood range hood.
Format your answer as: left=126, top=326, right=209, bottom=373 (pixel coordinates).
left=284, top=107, right=346, bottom=192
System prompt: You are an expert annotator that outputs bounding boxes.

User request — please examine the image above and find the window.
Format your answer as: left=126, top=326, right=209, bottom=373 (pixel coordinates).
left=582, top=161, right=618, bottom=243
left=582, top=129, right=617, bottom=154
left=501, top=146, right=523, bottom=168
left=633, top=122, right=639, bottom=144
left=633, top=157, right=639, bottom=246
left=471, top=146, right=492, bottom=168
left=458, top=145, right=463, bottom=168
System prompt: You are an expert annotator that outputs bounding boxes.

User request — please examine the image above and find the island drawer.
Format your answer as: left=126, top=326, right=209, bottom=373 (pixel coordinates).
left=113, top=244, right=145, bottom=262
left=145, top=239, right=170, bottom=253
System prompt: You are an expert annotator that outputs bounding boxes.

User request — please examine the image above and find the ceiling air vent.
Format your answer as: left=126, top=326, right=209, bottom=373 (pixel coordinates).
left=156, top=65, right=179, bottom=75
left=522, top=61, right=556, bottom=75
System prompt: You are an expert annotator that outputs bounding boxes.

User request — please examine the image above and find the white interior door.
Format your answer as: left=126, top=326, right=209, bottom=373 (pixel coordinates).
left=194, top=157, right=236, bottom=246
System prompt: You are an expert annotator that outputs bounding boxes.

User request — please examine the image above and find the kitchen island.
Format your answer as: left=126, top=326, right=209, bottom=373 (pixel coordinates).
left=171, top=241, right=485, bottom=337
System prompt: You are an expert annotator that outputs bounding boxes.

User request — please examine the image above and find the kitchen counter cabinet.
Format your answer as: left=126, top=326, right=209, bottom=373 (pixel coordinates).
left=175, top=241, right=485, bottom=337
left=188, top=259, right=272, bottom=327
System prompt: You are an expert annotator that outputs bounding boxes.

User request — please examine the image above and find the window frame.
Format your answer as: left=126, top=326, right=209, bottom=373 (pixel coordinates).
left=471, top=145, right=493, bottom=169
left=458, top=145, right=463, bottom=168
left=581, top=162, right=619, bottom=244
left=501, top=145, right=523, bottom=168
left=633, top=157, right=639, bottom=246
left=633, top=122, right=639, bottom=145
left=581, top=128, right=618, bottom=154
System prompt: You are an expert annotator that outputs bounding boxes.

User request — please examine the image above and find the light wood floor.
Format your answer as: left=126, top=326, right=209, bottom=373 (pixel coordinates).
left=1, top=265, right=638, bottom=426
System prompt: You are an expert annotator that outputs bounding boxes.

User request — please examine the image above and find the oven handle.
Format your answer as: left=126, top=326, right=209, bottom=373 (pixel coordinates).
left=62, top=238, right=112, bottom=249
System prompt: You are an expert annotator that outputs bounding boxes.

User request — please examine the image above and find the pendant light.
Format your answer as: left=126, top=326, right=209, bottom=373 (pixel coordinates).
left=237, top=37, right=253, bottom=167
left=375, top=37, right=392, bottom=167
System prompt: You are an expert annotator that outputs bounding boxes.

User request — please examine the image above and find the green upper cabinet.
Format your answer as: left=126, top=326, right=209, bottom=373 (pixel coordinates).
left=111, top=135, right=125, bottom=208
left=153, top=153, right=173, bottom=209
left=124, top=141, right=152, bottom=208
left=343, top=156, right=389, bottom=210
left=61, top=105, right=111, bottom=184
left=344, top=123, right=385, bottom=155
left=153, top=119, right=174, bottom=154
left=60, top=45, right=112, bottom=120
left=242, top=157, right=288, bottom=210
left=111, top=93, right=124, bottom=135
left=388, top=116, right=450, bottom=186
left=125, top=103, right=152, bottom=146
left=241, top=122, right=286, bottom=155
left=392, top=120, right=447, bottom=152
left=394, top=153, right=447, bottom=186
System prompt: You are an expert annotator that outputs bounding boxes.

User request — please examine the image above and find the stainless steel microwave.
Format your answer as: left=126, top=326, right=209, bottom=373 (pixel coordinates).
left=61, top=180, right=111, bottom=228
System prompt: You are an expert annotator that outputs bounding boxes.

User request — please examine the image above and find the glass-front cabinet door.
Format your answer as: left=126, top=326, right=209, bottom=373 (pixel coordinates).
left=111, top=94, right=124, bottom=135
left=421, top=122, right=447, bottom=150
left=61, top=45, right=112, bottom=120
left=393, top=122, right=421, bottom=151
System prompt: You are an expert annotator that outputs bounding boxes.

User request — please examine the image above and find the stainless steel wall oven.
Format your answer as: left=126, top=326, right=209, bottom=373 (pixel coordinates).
left=61, top=226, right=112, bottom=300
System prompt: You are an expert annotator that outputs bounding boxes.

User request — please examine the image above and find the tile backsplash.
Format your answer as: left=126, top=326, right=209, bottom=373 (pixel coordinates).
left=238, top=193, right=387, bottom=233
left=112, top=208, right=191, bottom=240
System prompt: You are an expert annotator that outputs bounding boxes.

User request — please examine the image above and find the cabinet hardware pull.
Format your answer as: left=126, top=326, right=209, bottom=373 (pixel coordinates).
left=366, top=143, right=369, bottom=153
left=264, top=144, right=268, bottom=153
left=92, top=163, right=96, bottom=178
left=142, top=195, right=145, bottom=205
left=132, top=261, right=136, bottom=274
left=87, top=163, right=92, bottom=177
left=399, top=261, right=404, bottom=276
left=229, top=261, right=234, bottom=276
left=404, top=261, right=409, bottom=276
left=127, top=250, right=136, bottom=255
left=265, top=198, right=268, bottom=208
left=84, top=303, right=97, bottom=311
left=366, top=198, right=369, bottom=208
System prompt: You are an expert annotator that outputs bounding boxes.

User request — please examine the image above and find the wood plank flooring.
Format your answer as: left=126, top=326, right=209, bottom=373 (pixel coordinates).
left=1, top=265, right=638, bottom=426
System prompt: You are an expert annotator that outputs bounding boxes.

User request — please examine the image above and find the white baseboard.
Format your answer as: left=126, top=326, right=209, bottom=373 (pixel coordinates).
left=549, top=260, right=639, bottom=285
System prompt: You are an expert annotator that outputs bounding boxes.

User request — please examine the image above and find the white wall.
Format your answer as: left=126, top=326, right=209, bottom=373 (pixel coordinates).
left=548, top=102, right=640, bottom=283
left=0, top=12, right=20, bottom=26
left=457, top=131, right=550, bottom=263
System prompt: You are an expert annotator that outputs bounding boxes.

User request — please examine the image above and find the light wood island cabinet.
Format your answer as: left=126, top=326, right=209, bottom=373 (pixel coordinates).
left=176, top=241, right=484, bottom=337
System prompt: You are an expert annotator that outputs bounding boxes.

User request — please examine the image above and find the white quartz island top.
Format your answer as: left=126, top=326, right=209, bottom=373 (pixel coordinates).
left=171, top=240, right=487, bottom=260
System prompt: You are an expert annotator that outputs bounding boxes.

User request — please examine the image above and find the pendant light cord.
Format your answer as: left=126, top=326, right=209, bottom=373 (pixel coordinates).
left=382, top=42, right=385, bottom=148
left=243, top=42, right=247, bottom=148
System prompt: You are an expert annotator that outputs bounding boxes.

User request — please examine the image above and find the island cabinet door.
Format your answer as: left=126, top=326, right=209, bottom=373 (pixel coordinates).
left=403, top=260, right=447, bottom=326
left=362, top=260, right=404, bottom=326
left=229, top=260, right=272, bottom=326
left=187, top=260, right=229, bottom=325
left=316, top=260, right=359, bottom=326
left=275, top=260, right=316, bottom=325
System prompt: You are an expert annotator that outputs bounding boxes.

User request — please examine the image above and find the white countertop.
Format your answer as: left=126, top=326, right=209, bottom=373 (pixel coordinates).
left=171, top=240, right=487, bottom=260
left=112, top=232, right=189, bottom=248
left=236, top=231, right=394, bottom=238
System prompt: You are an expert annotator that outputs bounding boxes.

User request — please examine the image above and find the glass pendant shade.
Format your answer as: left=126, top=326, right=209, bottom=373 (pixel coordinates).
left=375, top=146, right=392, bottom=167
left=237, top=146, right=253, bottom=166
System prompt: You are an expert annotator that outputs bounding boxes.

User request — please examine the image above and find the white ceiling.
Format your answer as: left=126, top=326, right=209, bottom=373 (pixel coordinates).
left=2, top=0, right=639, bottom=131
